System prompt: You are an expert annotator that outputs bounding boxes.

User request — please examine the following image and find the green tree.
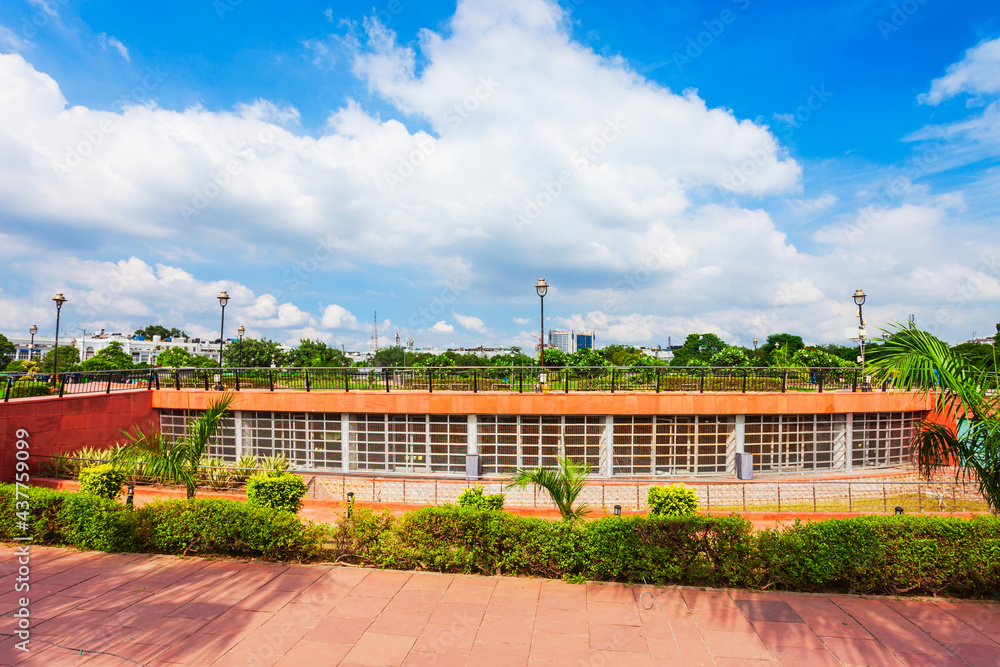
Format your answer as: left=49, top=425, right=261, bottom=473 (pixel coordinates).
left=134, top=325, right=187, bottom=340
left=223, top=338, right=286, bottom=367
left=709, top=346, right=752, bottom=367
left=761, top=333, right=804, bottom=361
left=600, top=344, right=646, bottom=366
left=816, top=343, right=859, bottom=365
left=113, top=393, right=235, bottom=499
left=0, top=333, right=15, bottom=361
left=792, top=346, right=854, bottom=369
left=288, top=339, right=351, bottom=367
left=567, top=347, right=606, bottom=374
left=80, top=341, right=135, bottom=371
left=155, top=347, right=217, bottom=368
left=670, top=333, right=727, bottom=366
left=507, top=456, right=590, bottom=523
left=40, top=346, right=80, bottom=372
left=541, top=348, right=568, bottom=367
left=951, top=342, right=998, bottom=372
left=869, top=327, right=1000, bottom=513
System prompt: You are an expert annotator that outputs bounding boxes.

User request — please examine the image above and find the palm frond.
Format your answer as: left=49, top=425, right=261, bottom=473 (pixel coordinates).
left=507, top=455, right=590, bottom=522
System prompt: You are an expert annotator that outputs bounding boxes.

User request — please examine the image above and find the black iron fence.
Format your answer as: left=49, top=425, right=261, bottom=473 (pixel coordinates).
left=2, top=365, right=882, bottom=401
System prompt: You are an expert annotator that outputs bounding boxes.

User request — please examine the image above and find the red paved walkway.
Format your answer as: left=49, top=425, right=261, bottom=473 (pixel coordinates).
left=1, top=545, right=998, bottom=666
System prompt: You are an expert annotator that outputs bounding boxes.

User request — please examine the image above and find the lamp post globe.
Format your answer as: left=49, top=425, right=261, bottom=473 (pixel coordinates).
left=535, top=278, right=548, bottom=372
left=853, top=288, right=868, bottom=387
left=215, top=291, right=230, bottom=390
left=237, top=325, right=245, bottom=368
left=29, top=324, right=38, bottom=361
left=51, top=293, right=67, bottom=381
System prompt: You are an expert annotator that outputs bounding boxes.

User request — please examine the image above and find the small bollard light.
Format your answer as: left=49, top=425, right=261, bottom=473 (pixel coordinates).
left=347, top=491, right=354, bottom=518
left=614, top=505, right=622, bottom=516
left=126, top=484, right=135, bottom=508
left=894, top=506, right=904, bottom=516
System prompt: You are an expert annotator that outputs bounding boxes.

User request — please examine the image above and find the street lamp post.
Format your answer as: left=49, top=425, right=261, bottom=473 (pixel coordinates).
left=215, top=291, right=230, bottom=390
left=535, top=278, right=548, bottom=372
left=237, top=326, right=245, bottom=368
left=29, top=325, right=37, bottom=361
left=853, top=289, right=867, bottom=390
left=52, top=293, right=67, bottom=381
left=752, top=337, right=758, bottom=354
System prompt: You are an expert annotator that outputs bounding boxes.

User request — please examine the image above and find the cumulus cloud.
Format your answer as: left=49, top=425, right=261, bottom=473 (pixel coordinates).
left=920, top=38, right=1000, bottom=105
left=431, top=320, right=454, bottom=333
left=453, top=311, right=488, bottom=334
left=320, top=304, right=362, bottom=330
left=512, top=316, right=530, bottom=324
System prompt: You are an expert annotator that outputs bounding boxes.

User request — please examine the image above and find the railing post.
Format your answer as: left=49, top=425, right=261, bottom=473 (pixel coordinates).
left=154, top=372, right=160, bottom=390
left=305, top=370, right=311, bottom=392
left=565, top=370, right=569, bottom=394
left=655, top=369, right=661, bottom=393
left=781, top=371, right=787, bottom=393
left=268, top=371, right=275, bottom=392
left=203, top=372, right=209, bottom=391
left=106, top=374, right=113, bottom=394
left=428, top=370, right=433, bottom=393
left=384, top=369, right=390, bottom=393
left=174, top=370, right=181, bottom=390
left=473, top=370, right=478, bottom=393
left=344, top=369, right=350, bottom=392
left=3, top=378, right=11, bottom=402
left=611, top=368, right=616, bottom=393
left=235, top=369, right=240, bottom=391
left=741, top=370, right=747, bottom=394
left=852, top=370, right=858, bottom=393
left=700, top=369, right=705, bottom=393
left=147, top=372, right=154, bottom=390
left=518, top=369, right=523, bottom=393
left=59, top=377, right=66, bottom=397
left=818, top=372, right=824, bottom=393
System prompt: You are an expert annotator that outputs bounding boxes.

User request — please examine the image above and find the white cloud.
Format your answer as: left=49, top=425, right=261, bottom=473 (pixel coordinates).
left=512, top=316, right=530, bottom=324
left=786, top=192, right=837, bottom=215
left=0, top=25, right=30, bottom=53
left=920, top=37, right=1000, bottom=105
left=98, top=33, right=130, bottom=62
left=320, top=304, right=361, bottom=330
left=453, top=311, right=488, bottom=334
left=431, top=320, right=454, bottom=333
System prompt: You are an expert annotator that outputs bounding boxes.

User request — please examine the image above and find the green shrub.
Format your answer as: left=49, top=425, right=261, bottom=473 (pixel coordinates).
left=647, top=484, right=699, bottom=516
left=198, top=456, right=233, bottom=490
left=246, top=471, right=308, bottom=513
left=231, top=454, right=260, bottom=485
left=457, top=485, right=505, bottom=511
left=78, top=464, right=127, bottom=499
left=8, top=380, right=50, bottom=398
left=261, top=454, right=291, bottom=473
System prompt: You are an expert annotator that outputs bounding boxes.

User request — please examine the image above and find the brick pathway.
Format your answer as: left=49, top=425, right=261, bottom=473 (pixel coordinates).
left=1, top=546, right=998, bottom=666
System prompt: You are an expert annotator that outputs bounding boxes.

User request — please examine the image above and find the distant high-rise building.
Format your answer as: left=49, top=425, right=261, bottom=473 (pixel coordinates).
left=547, top=330, right=596, bottom=354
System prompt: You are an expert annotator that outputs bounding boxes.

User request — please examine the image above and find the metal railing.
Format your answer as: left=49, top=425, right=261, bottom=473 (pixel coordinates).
left=1, top=365, right=881, bottom=401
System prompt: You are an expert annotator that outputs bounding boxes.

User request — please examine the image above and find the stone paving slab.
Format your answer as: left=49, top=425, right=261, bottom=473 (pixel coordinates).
left=1, top=546, right=998, bottom=666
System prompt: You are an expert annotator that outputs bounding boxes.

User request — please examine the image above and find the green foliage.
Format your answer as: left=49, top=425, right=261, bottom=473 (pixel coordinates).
left=670, top=333, right=727, bottom=367
left=78, top=464, right=127, bottom=499
left=647, top=485, right=699, bottom=516
left=135, top=325, right=187, bottom=340
left=261, top=454, right=292, bottom=473
left=43, top=446, right=113, bottom=478
left=231, top=454, right=261, bottom=485
left=599, top=344, right=647, bottom=367
left=5, top=359, right=26, bottom=372
left=40, top=346, right=80, bottom=372
left=0, top=333, right=15, bottom=361
left=288, top=339, right=351, bottom=367
left=507, top=456, right=589, bottom=522
left=457, top=485, right=505, bottom=511
left=246, top=472, right=309, bottom=513
left=80, top=341, right=135, bottom=371
left=709, top=346, right=752, bottom=367
left=224, top=337, right=287, bottom=368
left=869, top=325, right=1000, bottom=513
left=7, top=379, right=50, bottom=398
left=155, top=347, right=217, bottom=368
left=198, top=456, right=233, bottom=489
left=792, top=346, right=853, bottom=368
left=540, top=347, right=568, bottom=367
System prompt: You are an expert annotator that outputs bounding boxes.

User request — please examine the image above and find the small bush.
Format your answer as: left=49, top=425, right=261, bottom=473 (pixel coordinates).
left=648, top=484, right=699, bottom=516
left=261, top=454, right=291, bottom=473
left=9, top=380, right=50, bottom=398
left=231, top=454, right=260, bottom=485
left=246, top=471, right=308, bottom=513
left=198, top=456, right=233, bottom=490
left=78, top=464, right=127, bottom=500
left=457, top=485, right=505, bottom=511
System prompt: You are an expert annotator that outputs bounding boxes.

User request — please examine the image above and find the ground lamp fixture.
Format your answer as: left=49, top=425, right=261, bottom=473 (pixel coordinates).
left=614, top=505, right=622, bottom=517
left=215, top=291, right=230, bottom=390
left=237, top=325, right=245, bottom=367
left=52, top=293, right=67, bottom=380
left=535, top=278, right=548, bottom=370
left=347, top=491, right=355, bottom=518
left=29, top=324, right=37, bottom=361
left=894, top=506, right=904, bottom=516
left=853, top=289, right=867, bottom=370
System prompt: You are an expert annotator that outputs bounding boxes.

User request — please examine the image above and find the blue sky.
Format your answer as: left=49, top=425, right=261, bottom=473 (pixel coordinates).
left=0, top=0, right=998, bottom=351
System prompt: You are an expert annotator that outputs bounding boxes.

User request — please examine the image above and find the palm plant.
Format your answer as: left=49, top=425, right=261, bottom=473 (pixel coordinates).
left=868, top=326, right=1000, bottom=513
left=507, top=455, right=590, bottom=522
left=113, top=392, right=236, bottom=499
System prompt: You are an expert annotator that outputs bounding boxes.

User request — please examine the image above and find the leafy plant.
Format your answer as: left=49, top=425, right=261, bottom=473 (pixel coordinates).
left=507, top=455, right=590, bottom=522
left=261, top=454, right=292, bottom=473
left=457, top=485, right=505, bottom=511
left=869, top=326, right=1000, bottom=514
left=647, top=484, right=699, bottom=516
left=112, top=393, right=236, bottom=498
left=246, top=471, right=308, bottom=513
left=78, top=464, right=127, bottom=500
left=231, top=454, right=261, bottom=486
left=198, top=456, right=233, bottom=490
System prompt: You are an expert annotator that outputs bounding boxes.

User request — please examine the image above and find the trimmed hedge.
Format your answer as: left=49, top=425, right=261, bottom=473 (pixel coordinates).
left=647, top=484, right=698, bottom=516
left=457, top=485, right=505, bottom=511
left=246, top=472, right=308, bottom=513
left=78, top=464, right=127, bottom=500
left=0, top=484, right=326, bottom=561
left=3, top=484, right=998, bottom=597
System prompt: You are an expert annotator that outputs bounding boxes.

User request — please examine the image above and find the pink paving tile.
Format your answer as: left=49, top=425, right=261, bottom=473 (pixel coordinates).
left=61, top=624, right=138, bottom=653
left=441, top=583, right=495, bottom=605
left=587, top=601, right=641, bottom=626
left=143, top=585, right=213, bottom=606
left=123, top=616, right=209, bottom=645
left=228, top=616, right=310, bottom=658
left=945, top=643, right=1000, bottom=667
left=209, top=650, right=280, bottom=667
left=770, top=645, right=843, bottom=667
left=834, top=599, right=956, bottom=657
left=386, top=589, right=445, bottom=613
left=412, top=621, right=479, bottom=655
left=492, top=577, right=541, bottom=599
left=400, top=571, right=453, bottom=592
left=77, top=589, right=154, bottom=613
left=735, top=598, right=804, bottom=623
left=154, top=631, right=243, bottom=664
left=587, top=582, right=636, bottom=605
left=934, top=600, right=1000, bottom=635
left=102, top=602, right=182, bottom=629
left=302, top=616, right=372, bottom=644
left=401, top=651, right=468, bottom=666
left=100, top=641, right=171, bottom=665
left=589, top=623, right=649, bottom=653
left=715, top=658, right=778, bottom=666
left=32, top=608, right=114, bottom=635
left=269, top=601, right=334, bottom=629
left=327, top=594, right=390, bottom=620
left=589, top=649, right=654, bottom=666
left=690, top=606, right=755, bottom=633
left=273, top=639, right=352, bottom=666
left=894, top=651, right=968, bottom=667
left=198, top=608, right=273, bottom=637
left=475, top=614, right=535, bottom=644
left=234, top=588, right=300, bottom=613
left=469, top=640, right=531, bottom=666
left=369, top=609, right=434, bottom=637
left=532, top=608, right=589, bottom=636
left=257, top=573, right=326, bottom=593
left=702, top=629, right=774, bottom=661
left=289, top=581, right=351, bottom=607
left=427, top=601, right=487, bottom=627
left=27, top=594, right=84, bottom=620
left=681, top=589, right=740, bottom=611
left=350, top=570, right=413, bottom=599
left=342, top=632, right=416, bottom=665
left=822, top=636, right=906, bottom=666
left=528, top=631, right=590, bottom=663
left=885, top=600, right=998, bottom=646
left=168, top=598, right=239, bottom=620
left=751, top=619, right=826, bottom=649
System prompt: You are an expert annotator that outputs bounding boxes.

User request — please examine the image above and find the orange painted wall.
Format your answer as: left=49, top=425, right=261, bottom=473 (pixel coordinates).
left=151, top=389, right=936, bottom=415
left=0, top=391, right=155, bottom=482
